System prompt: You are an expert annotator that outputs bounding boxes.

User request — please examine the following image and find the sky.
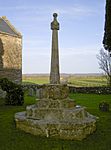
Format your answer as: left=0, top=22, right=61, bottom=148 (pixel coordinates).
left=0, top=0, right=106, bottom=74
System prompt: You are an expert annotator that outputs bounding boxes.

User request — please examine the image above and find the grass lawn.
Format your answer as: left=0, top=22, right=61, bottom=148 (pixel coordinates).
left=0, top=93, right=111, bottom=150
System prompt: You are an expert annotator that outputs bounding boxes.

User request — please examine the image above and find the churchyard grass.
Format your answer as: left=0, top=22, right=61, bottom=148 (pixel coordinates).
left=0, top=93, right=111, bottom=150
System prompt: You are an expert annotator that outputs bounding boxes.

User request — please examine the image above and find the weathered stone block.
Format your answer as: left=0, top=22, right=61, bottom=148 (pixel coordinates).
left=15, top=111, right=96, bottom=140
left=37, top=84, right=69, bottom=100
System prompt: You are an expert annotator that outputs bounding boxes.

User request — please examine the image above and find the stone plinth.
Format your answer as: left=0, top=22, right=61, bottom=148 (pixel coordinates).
left=15, top=107, right=96, bottom=140
left=15, top=84, right=96, bottom=140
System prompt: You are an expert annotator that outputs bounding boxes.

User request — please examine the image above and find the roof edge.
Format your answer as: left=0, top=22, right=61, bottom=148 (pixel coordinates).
left=0, top=31, right=22, bottom=38
left=1, top=16, right=22, bottom=37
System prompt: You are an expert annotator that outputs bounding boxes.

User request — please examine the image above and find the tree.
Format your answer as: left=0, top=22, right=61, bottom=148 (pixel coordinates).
left=102, top=0, right=111, bottom=86
left=103, top=0, right=111, bottom=55
left=97, top=49, right=111, bottom=86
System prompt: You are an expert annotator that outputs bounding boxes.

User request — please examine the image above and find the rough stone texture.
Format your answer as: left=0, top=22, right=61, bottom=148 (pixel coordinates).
left=37, top=84, right=69, bottom=99
left=0, top=16, right=22, bottom=83
left=0, top=68, right=22, bottom=83
left=15, top=112, right=96, bottom=140
left=69, top=86, right=111, bottom=94
left=15, top=84, right=96, bottom=140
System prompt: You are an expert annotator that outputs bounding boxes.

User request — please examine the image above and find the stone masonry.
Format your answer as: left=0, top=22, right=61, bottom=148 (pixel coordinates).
left=15, top=83, right=96, bottom=140
left=0, top=16, right=22, bottom=83
left=50, top=13, right=60, bottom=84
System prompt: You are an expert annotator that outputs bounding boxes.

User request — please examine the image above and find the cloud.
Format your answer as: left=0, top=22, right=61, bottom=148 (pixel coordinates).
left=0, top=3, right=99, bottom=29
left=0, top=6, right=39, bottom=11
left=22, top=47, right=99, bottom=59
left=55, top=5, right=97, bottom=18
left=59, top=47, right=99, bottom=56
left=23, top=39, right=49, bottom=46
left=0, top=4, right=98, bottom=18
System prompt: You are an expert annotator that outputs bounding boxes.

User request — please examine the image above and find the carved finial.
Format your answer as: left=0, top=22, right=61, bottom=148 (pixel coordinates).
left=53, top=13, right=58, bottom=19
left=51, top=13, right=59, bottom=30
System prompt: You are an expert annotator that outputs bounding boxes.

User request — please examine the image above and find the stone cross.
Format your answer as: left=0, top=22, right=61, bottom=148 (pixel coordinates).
left=50, top=13, right=60, bottom=84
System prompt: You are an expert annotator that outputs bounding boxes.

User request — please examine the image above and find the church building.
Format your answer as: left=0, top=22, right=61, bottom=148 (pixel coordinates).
left=0, top=16, right=22, bottom=83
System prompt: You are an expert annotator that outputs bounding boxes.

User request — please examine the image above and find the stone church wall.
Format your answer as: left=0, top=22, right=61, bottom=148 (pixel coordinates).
left=0, top=32, right=22, bottom=83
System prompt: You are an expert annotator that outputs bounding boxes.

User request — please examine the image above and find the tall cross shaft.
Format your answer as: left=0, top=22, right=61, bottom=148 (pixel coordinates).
left=50, top=13, right=60, bottom=84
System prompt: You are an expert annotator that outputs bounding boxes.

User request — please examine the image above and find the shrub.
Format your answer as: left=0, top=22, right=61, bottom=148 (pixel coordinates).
left=0, top=78, right=24, bottom=105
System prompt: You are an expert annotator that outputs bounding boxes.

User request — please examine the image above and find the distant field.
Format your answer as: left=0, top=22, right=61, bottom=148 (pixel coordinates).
left=22, top=74, right=107, bottom=87
left=22, top=75, right=49, bottom=84
left=68, top=75, right=107, bottom=87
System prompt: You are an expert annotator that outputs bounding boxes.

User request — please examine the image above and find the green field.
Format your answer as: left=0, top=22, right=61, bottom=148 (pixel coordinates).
left=68, top=75, right=107, bottom=87
left=22, top=75, right=49, bottom=84
left=22, top=74, right=107, bottom=87
left=0, top=93, right=111, bottom=150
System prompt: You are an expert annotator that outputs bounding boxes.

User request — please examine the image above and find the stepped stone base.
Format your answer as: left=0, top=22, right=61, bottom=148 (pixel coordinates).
left=15, top=84, right=96, bottom=140
left=15, top=107, right=96, bottom=140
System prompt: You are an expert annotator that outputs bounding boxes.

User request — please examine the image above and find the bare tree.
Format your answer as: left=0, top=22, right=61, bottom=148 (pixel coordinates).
left=97, top=48, right=111, bottom=86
